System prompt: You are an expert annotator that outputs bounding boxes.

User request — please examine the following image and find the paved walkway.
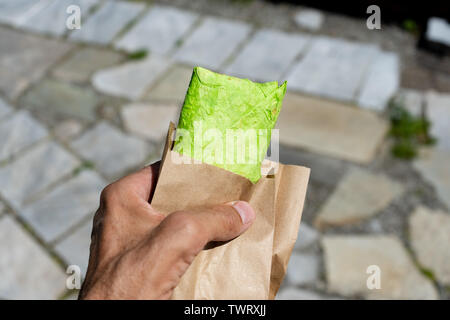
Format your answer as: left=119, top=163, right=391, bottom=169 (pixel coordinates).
left=0, top=0, right=449, bottom=299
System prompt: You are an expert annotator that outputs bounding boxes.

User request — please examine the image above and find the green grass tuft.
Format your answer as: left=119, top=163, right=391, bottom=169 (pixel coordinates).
left=127, top=49, right=148, bottom=60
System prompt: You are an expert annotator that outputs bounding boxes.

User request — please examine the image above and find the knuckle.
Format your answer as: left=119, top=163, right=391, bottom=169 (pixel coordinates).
left=100, top=183, right=119, bottom=205
left=164, top=211, right=206, bottom=252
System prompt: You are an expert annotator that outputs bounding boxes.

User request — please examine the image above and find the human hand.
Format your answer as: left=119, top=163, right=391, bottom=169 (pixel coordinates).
left=79, top=162, right=256, bottom=300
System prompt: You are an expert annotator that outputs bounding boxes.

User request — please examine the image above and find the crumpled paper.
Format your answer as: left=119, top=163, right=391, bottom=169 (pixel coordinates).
left=174, top=67, right=287, bottom=183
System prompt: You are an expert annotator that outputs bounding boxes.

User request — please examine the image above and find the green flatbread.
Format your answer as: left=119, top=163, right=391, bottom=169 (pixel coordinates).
left=174, top=67, right=286, bottom=183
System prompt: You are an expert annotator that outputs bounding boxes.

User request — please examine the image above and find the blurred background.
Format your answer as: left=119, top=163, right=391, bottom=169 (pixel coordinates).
left=0, top=0, right=449, bottom=300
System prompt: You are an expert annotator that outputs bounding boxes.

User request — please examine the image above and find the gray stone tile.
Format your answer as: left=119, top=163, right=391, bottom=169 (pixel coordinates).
left=225, top=29, right=310, bottom=82
left=322, top=235, right=438, bottom=299
left=0, top=27, right=73, bottom=99
left=294, top=223, right=320, bottom=251
left=53, top=119, right=83, bottom=142
left=277, top=93, right=388, bottom=164
left=357, top=51, right=400, bottom=111
left=121, top=102, right=179, bottom=142
left=0, top=0, right=47, bottom=26
left=414, top=148, right=450, bottom=210
left=314, top=168, right=404, bottom=229
left=69, top=0, right=145, bottom=45
left=0, top=111, right=48, bottom=162
left=21, top=79, right=99, bottom=124
left=144, top=64, right=193, bottom=103
left=425, top=91, right=450, bottom=151
left=19, top=0, right=99, bottom=36
left=286, top=37, right=378, bottom=102
left=410, top=206, right=450, bottom=286
left=55, top=218, right=93, bottom=277
left=92, top=55, right=171, bottom=100
left=392, top=88, right=424, bottom=117
left=71, top=122, right=153, bottom=179
left=294, top=9, right=324, bottom=31
left=0, top=141, right=80, bottom=210
left=276, top=288, right=324, bottom=300
left=116, top=5, right=198, bottom=54
left=286, top=253, right=320, bottom=286
left=20, top=170, right=105, bottom=243
left=0, top=215, right=66, bottom=299
left=0, top=97, right=12, bottom=120
left=52, top=47, right=123, bottom=84
left=173, top=17, right=251, bottom=70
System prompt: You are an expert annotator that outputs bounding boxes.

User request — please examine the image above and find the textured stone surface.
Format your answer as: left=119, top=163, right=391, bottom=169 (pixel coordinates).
left=277, top=93, right=388, bottom=163
left=53, top=47, right=123, bottom=83
left=0, top=111, right=48, bottom=161
left=55, top=219, right=93, bottom=276
left=70, top=0, right=145, bottom=44
left=21, top=79, right=99, bottom=124
left=225, top=29, right=309, bottom=82
left=0, top=27, right=73, bottom=99
left=121, top=103, right=179, bottom=141
left=286, top=253, right=320, bottom=286
left=116, top=5, right=197, bottom=54
left=358, top=51, right=400, bottom=111
left=314, top=168, right=404, bottom=229
left=0, top=142, right=80, bottom=210
left=0, top=0, right=45, bottom=26
left=410, top=206, right=450, bottom=285
left=0, top=97, right=12, bottom=119
left=392, top=88, right=424, bottom=117
left=173, top=17, right=251, bottom=69
left=20, top=171, right=105, bottom=243
left=53, top=120, right=83, bottom=142
left=144, top=64, right=193, bottom=103
left=19, top=0, right=99, bottom=36
left=71, top=122, right=152, bottom=179
left=294, top=9, right=324, bottom=31
left=322, top=235, right=438, bottom=299
left=414, top=148, right=450, bottom=210
left=92, top=55, right=171, bottom=100
left=295, top=223, right=320, bottom=251
left=0, top=215, right=66, bottom=299
left=425, top=91, right=450, bottom=151
left=286, top=37, right=378, bottom=101
left=276, top=288, right=324, bottom=300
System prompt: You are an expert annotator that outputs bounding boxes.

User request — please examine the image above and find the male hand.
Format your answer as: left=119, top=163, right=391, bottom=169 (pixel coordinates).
left=79, top=162, right=255, bottom=300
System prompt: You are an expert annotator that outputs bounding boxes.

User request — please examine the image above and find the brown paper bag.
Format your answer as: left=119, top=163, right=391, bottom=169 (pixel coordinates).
left=151, top=123, right=310, bottom=299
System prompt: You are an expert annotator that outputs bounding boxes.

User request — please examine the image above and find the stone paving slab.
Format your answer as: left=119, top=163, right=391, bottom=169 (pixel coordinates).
left=0, top=215, right=66, bottom=299
left=0, top=27, right=73, bottom=99
left=392, top=88, right=424, bottom=116
left=18, top=0, right=99, bottom=36
left=121, top=103, right=179, bottom=142
left=54, top=218, right=93, bottom=277
left=425, top=91, right=450, bottom=151
left=314, top=168, right=404, bottom=229
left=276, top=287, right=324, bottom=300
left=0, top=97, right=12, bottom=119
left=92, top=55, right=171, bottom=101
left=173, top=17, right=251, bottom=70
left=286, top=253, right=320, bottom=285
left=0, top=141, right=80, bottom=210
left=116, top=5, right=198, bottom=55
left=20, top=170, right=105, bottom=243
left=357, top=51, right=400, bottom=111
left=0, top=0, right=48, bottom=26
left=225, top=29, right=310, bottom=82
left=322, top=235, right=438, bottom=299
left=277, top=93, right=388, bottom=164
left=286, top=37, right=378, bottom=102
left=71, top=121, right=153, bottom=179
left=0, top=111, right=48, bottom=162
left=21, top=79, right=100, bottom=124
left=410, top=206, right=450, bottom=285
left=52, top=47, right=123, bottom=84
left=294, top=222, right=320, bottom=251
left=414, top=148, right=450, bottom=210
left=69, top=0, right=145, bottom=45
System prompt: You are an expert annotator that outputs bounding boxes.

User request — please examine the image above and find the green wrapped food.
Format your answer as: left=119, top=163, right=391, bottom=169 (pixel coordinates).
left=174, top=67, right=286, bottom=183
